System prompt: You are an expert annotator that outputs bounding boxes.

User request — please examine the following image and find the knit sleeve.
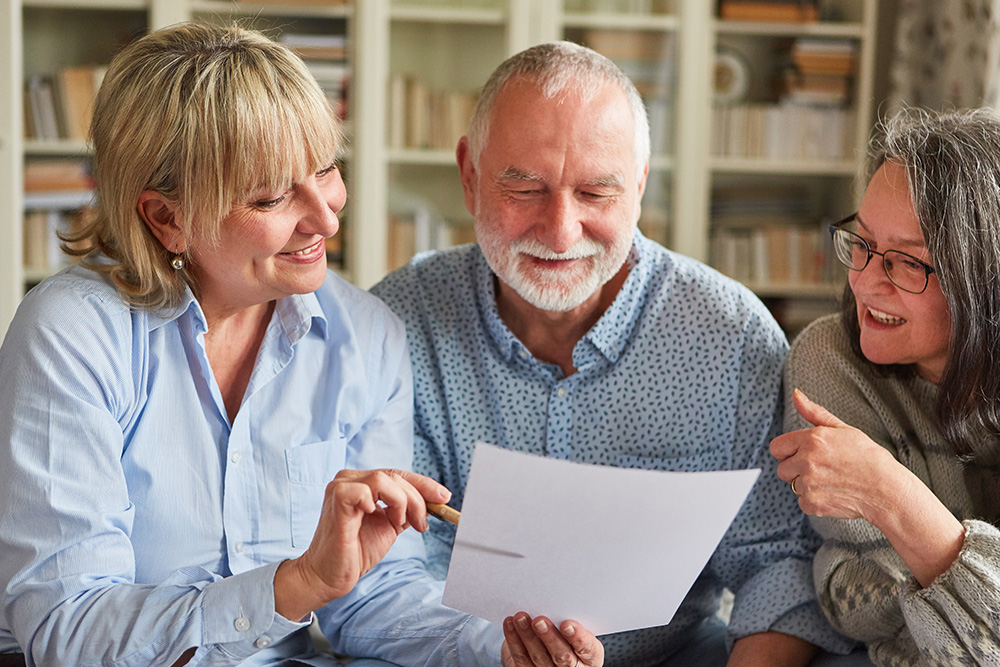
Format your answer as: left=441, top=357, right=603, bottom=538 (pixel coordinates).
left=895, top=519, right=1000, bottom=665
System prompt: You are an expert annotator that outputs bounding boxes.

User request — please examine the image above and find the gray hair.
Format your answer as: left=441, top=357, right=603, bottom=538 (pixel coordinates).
left=466, top=41, right=650, bottom=179
left=843, top=107, right=1000, bottom=455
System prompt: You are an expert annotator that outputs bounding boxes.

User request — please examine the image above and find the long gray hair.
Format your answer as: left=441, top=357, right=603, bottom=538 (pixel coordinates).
left=465, top=41, right=650, bottom=180
left=843, top=107, right=1000, bottom=455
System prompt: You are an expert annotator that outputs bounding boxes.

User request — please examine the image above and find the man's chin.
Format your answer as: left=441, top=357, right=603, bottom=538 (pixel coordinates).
left=508, top=277, right=598, bottom=312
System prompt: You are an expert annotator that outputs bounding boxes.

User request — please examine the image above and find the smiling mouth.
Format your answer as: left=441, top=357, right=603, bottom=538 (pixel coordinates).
left=868, top=307, right=906, bottom=326
left=284, top=240, right=325, bottom=256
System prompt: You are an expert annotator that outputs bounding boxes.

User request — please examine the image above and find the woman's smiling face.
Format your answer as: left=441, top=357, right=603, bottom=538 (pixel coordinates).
left=850, top=160, right=952, bottom=383
left=185, top=162, right=346, bottom=317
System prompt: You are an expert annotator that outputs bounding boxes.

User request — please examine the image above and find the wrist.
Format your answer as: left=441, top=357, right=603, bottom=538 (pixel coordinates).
left=862, top=462, right=966, bottom=586
left=274, top=557, right=334, bottom=622
left=860, top=449, right=913, bottom=529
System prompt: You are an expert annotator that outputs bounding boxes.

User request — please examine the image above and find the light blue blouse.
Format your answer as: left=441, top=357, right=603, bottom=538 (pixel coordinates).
left=0, top=265, right=502, bottom=666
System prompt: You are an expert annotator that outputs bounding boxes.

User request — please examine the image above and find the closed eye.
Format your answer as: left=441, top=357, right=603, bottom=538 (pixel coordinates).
left=253, top=194, right=287, bottom=210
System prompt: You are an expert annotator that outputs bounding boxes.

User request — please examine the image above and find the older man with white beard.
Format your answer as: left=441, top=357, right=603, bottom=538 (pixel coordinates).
left=371, top=42, right=855, bottom=667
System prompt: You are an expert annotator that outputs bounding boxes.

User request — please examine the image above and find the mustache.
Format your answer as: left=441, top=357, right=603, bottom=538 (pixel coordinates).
left=509, top=237, right=604, bottom=260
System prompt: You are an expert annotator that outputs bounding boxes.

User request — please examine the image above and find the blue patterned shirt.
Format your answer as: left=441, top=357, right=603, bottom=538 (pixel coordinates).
left=372, top=232, right=853, bottom=665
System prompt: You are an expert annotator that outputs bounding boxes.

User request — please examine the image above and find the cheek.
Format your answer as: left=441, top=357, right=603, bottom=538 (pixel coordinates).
left=479, top=202, right=532, bottom=243
left=924, top=295, right=952, bottom=347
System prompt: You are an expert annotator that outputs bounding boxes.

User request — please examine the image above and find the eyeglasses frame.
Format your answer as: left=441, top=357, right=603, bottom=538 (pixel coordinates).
left=828, top=213, right=936, bottom=294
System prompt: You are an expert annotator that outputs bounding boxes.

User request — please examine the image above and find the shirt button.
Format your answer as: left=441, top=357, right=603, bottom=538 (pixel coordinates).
left=556, top=387, right=568, bottom=398
left=234, top=616, right=251, bottom=632
left=231, top=451, right=243, bottom=464
left=234, top=541, right=245, bottom=554
left=254, top=635, right=272, bottom=649
left=611, top=344, right=619, bottom=354
left=518, top=349, right=530, bottom=360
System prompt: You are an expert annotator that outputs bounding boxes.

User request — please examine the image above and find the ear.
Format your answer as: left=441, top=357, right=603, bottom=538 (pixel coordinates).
left=634, top=161, right=649, bottom=222
left=137, top=190, right=185, bottom=253
left=456, top=136, right=478, bottom=217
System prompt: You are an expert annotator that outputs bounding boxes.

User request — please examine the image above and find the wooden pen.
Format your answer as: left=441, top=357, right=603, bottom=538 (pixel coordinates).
left=426, top=502, right=461, bottom=526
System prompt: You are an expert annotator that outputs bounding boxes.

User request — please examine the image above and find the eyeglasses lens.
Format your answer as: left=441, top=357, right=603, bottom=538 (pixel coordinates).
left=882, top=251, right=928, bottom=293
left=831, top=228, right=928, bottom=293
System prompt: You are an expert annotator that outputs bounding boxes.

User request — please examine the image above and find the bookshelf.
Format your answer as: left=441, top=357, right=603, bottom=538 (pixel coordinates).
left=706, top=0, right=876, bottom=335
left=0, top=0, right=878, bottom=340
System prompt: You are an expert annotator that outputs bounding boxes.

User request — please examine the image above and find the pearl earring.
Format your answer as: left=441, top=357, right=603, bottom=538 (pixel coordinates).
left=171, top=255, right=185, bottom=270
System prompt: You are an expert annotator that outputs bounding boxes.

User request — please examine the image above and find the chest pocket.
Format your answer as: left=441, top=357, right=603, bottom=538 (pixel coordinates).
left=285, top=436, right=348, bottom=548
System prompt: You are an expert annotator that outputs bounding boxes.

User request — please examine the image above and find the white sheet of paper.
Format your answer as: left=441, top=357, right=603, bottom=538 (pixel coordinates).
left=441, top=442, right=760, bottom=636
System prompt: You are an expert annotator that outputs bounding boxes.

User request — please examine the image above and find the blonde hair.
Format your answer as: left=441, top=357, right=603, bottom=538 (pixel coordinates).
left=66, top=22, right=342, bottom=309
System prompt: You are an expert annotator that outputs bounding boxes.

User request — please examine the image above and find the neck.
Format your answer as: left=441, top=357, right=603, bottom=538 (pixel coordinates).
left=201, top=300, right=276, bottom=422
left=496, top=262, right=629, bottom=377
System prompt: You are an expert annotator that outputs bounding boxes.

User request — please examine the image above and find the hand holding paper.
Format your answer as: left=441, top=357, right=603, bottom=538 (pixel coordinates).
left=442, top=443, right=760, bottom=636
left=501, top=612, right=604, bottom=667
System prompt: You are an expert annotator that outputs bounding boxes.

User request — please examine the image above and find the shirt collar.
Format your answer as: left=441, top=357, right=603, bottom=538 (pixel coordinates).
left=474, top=229, right=651, bottom=367
left=146, top=286, right=329, bottom=344
left=275, top=291, right=329, bottom=343
left=147, top=287, right=201, bottom=333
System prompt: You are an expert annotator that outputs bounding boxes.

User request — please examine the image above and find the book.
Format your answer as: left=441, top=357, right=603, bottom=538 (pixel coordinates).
left=22, top=208, right=85, bottom=272
left=237, top=0, right=348, bottom=5
left=24, top=158, right=93, bottom=192
left=26, top=76, right=60, bottom=140
left=719, top=0, right=819, bottom=23
left=55, top=66, right=98, bottom=141
left=279, top=33, right=347, bottom=61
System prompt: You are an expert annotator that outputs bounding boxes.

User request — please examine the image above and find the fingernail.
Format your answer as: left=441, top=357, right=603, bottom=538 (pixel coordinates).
left=562, top=623, right=576, bottom=637
left=534, top=618, right=548, bottom=632
left=516, top=615, right=529, bottom=629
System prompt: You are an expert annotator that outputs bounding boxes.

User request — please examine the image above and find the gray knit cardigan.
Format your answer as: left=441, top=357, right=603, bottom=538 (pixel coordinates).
left=783, top=315, right=1000, bottom=666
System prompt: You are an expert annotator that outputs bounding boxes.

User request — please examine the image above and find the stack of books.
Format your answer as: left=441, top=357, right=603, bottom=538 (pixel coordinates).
left=237, top=0, right=348, bottom=5
left=783, top=38, right=856, bottom=106
left=718, top=0, right=819, bottom=23
left=24, top=158, right=92, bottom=193
left=279, top=33, right=350, bottom=120
left=22, top=159, right=91, bottom=275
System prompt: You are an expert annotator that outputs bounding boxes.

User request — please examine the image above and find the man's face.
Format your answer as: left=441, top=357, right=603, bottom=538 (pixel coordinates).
left=460, top=77, right=647, bottom=313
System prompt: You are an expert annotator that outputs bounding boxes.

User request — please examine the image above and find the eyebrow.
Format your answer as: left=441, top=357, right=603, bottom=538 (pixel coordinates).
left=585, top=174, right=625, bottom=188
left=855, top=213, right=927, bottom=250
left=497, top=167, right=543, bottom=182
left=495, top=167, right=624, bottom=189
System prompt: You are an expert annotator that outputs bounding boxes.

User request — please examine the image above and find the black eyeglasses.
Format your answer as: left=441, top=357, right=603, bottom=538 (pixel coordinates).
left=829, top=213, right=936, bottom=294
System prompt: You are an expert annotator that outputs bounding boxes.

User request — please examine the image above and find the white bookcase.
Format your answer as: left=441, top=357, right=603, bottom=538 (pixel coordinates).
left=0, top=0, right=878, bottom=339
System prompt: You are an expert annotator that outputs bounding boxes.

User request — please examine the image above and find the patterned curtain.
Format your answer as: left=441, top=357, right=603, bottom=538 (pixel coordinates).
left=889, top=0, right=1000, bottom=110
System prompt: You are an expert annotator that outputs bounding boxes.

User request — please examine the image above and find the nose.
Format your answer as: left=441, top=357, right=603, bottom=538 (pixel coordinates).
left=536, top=191, right=583, bottom=254
left=298, top=170, right=345, bottom=238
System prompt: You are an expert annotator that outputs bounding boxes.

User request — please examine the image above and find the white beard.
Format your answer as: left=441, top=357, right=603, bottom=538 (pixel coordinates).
left=477, top=223, right=634, bottom=312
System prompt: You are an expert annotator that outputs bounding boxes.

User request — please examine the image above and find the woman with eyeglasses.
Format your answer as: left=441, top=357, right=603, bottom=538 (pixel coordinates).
left=770, top=107, right=1000, bottom=666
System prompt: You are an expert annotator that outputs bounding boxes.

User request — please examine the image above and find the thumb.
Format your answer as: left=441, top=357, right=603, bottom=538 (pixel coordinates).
left=793, top=388, right=847, bottom=428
